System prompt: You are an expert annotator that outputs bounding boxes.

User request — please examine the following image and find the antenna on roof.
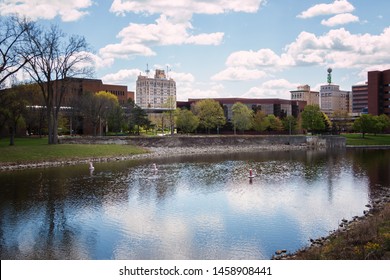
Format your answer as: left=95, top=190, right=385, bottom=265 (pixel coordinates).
left=145, top=63, right=150, bottom=77
left=166, top=65, right=171, bottom=79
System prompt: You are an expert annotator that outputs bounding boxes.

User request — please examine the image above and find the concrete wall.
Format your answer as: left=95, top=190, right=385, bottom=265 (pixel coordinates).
left=59, top=135, right=346, bottom=149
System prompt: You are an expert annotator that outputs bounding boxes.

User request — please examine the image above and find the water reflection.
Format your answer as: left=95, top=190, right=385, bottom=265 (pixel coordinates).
left=0, top=149, right=389, bottom=259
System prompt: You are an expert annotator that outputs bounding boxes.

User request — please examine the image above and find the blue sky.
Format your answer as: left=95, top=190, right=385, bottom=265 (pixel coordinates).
left=1, top=0, right=390, bottom=101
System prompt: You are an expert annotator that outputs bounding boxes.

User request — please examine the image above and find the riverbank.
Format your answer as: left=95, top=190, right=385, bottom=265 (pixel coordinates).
left=274, top=188, right=390, bottom=260
left=0, top=143, right=306, bottom=171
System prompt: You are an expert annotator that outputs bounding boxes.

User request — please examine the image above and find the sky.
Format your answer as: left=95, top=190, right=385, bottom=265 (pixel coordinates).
left=1, top=0, right=390, bottom=101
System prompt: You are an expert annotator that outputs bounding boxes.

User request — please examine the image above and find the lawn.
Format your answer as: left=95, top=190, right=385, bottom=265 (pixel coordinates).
left=0, top=137, right=147, bottom=164
left=342, top=133, right=390, bottom=146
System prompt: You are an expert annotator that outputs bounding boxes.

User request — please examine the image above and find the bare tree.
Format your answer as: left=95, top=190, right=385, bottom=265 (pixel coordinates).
left=24, top=24, right=93, bottom=144
left=0, top=16, right=33, bottom=88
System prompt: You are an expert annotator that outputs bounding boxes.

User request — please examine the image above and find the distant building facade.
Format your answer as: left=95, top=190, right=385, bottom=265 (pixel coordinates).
left=368, top=69, right=390, bottom=116
left=290, top=85, right=319, bottom=106
left=179, top=98, right=306, bottom=121
left=61, top=78, right=134, bottom=106
left=351, top=84, right=368, bottom=114
left=136, top=69, right=176, bottom=111
left=320, top=84, right=351, bottom=115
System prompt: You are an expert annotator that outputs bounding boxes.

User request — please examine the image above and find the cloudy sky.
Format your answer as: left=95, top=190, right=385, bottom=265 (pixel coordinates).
left=1, top=0, right=389, bottom=101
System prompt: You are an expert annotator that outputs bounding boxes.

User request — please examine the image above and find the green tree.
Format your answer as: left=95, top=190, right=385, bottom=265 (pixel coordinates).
left=192, top=99, right=226, bottom=134
left=374, top=114, right=390, bottom=134
left=282, top=115, right=298, bottom=135
left=176, top=108, right=199, bottom=134
left=79, top=91, right=119, bottom=136
left=0, top=86, right=28, bottom=145
left=353, top=114, right=376, bottom=138
left=267, top=114, right=284, bottom=132
left=253, top=111, right=269, bottom=133
left=331, top=110, right=350, bottom=134
left=231, top=102, right=253, bottom=134
left=163, top=96, right=176, bottom=135
left=301, top=105, right=325, bottom=134
left=126, top=100, right=150, bottom=135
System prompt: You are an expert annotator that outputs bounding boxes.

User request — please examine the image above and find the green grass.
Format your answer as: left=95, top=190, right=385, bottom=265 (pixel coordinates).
left=0, top=137, right=147, bottom=164
left=342, top=134, right=390, bottom=146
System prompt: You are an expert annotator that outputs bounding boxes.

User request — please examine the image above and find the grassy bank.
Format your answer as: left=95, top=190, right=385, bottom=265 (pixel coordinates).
left=291, top=203, right=390, bottom=260
left=0, top=137, right=147, bottom=164
left=342, top=133, right=390, bottom=146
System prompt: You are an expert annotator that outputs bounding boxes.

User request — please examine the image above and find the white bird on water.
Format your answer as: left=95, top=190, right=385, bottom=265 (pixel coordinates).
left=89, top=161, right=95, bottom=171
left=152, top=163, right=158, bottom=172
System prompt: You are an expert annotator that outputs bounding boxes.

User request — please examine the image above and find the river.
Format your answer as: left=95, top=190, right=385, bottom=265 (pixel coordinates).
left=0, top=148, right=389, bottom=259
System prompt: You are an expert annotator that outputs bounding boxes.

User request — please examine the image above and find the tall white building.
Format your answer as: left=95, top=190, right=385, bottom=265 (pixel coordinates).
left=320, top=84, right=351, bottom=115
left=320, top=69, right=351, bottom=115
left=136, top=69, right=176, bottom=111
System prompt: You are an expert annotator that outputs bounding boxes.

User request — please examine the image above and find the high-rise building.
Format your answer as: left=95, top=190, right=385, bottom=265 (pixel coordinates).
left=136, top=69, right=176, bottom=111
left=320, top=68, right=351, bottom=115
left=290, top=85, right=319, bottom=106
left=368, top=69, right=390, bottom=116
left=352, top=84, right=368, bottom=114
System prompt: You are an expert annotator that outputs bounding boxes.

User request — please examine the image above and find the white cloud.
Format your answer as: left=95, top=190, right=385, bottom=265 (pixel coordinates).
left=285, top=27, right=390, bottom=68
left=0, top=0, right=92, bottom=22
left=213, top=26, right=390, bottom=84
left=243, top=79, right=300, bottom=99
left=297, top=0, right=354, bottom=19
left=211, top=67, right=267, bottom=81
left=226, top=49, right=284, bottom=68
left=321, top=13, right=359, bottom=26
left=110, top=0, right=265, bottom=21
left=99, top=15, right=224, bottom=60
left=101, top=68, right=142, bottom=85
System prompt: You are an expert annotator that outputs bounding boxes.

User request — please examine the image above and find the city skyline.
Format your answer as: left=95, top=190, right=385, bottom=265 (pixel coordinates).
left=1, top=0, right=389, bottom=101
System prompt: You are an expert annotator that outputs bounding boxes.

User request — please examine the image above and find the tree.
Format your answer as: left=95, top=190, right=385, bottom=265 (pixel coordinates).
left=331, top=110, right=350, bottom=134
left=282, top=115, right=298, bottom=135
left=79, top=91, right=119, bottom=136
left=176, top=108, right=199, bottom=133
left=301, top=105, right=325, bottom=134
left=126, top=100, right=150, bottom=135
left=163, top=96, right=176, bottom=135
left=353, top=114, right=376, bottom=138
left=0, top=86, right=28, bottom=145
left=253, top=111, right=269, bottom=133
left=24, top=24, right=93, bottom=144
left=374, top=114, right=390, bottom=134
left=267, top=114, right=284, bottom=132
left=231, top=102, right=253, bottom=134
left=192, top=99, right=226, bottom=134
left=0, top=16, right=34, bottom=88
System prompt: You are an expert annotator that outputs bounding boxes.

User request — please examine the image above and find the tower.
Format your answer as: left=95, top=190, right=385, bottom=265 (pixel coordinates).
left=327, top=68, right=332, bottom=85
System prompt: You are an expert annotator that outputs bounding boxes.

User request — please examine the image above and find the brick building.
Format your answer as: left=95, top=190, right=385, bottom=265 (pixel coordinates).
left=368, top=69, right=390, bottom=116
left=351, top=84, right=368, bottom=114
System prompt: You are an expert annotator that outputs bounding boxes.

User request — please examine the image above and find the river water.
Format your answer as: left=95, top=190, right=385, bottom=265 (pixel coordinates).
left=1, top=148, right=389, bottom=260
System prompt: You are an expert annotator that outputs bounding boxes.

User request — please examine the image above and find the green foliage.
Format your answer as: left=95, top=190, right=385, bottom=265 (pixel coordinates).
left=176, top=108, right=199, bottom=133
left=374, top=114, right=390, bottom=134
left=267, top=114, right=284, bottom=132
left=353, top=114, right=376, bottom=138
left=126, top=100, right=150, bottom=135
left=253, top=111, right=269, bottom=132
left=192, top=99, right=226, bottom=133
left=301, top=105, right=325, bottom=133
left=282, top=115, right=298, bottom=134
left=231, top=102, right=253, bottom=133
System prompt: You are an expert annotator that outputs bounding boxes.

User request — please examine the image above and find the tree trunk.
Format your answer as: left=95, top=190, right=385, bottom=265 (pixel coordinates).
left=9, top=125, right=15, bottom=146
